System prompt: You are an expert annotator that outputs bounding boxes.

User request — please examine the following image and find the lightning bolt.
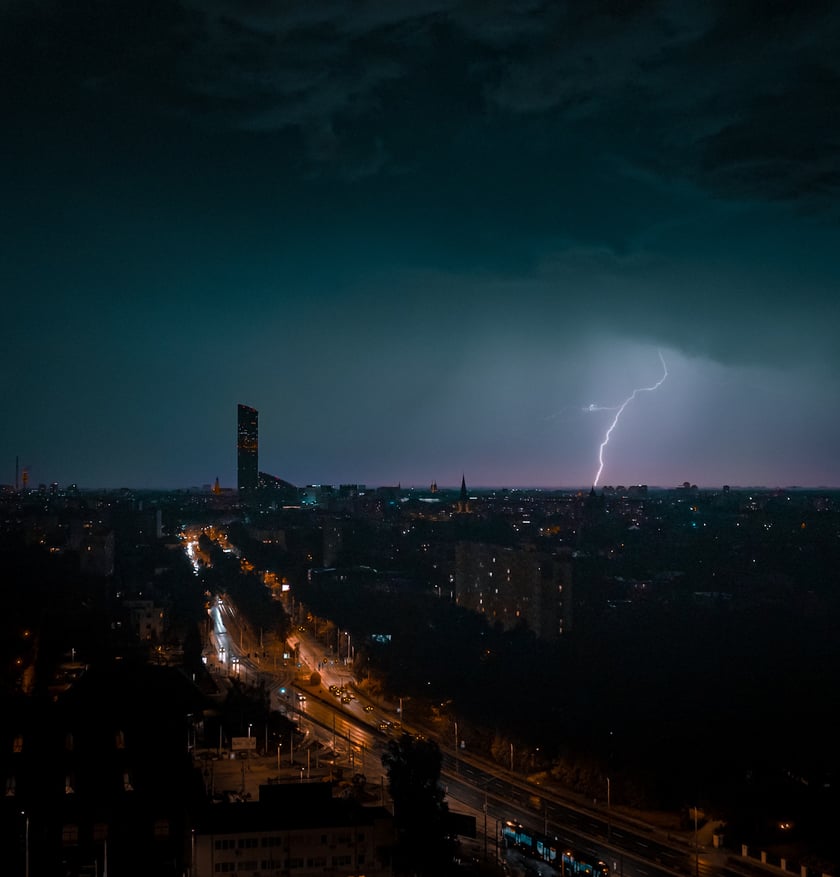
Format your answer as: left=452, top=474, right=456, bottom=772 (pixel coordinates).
left=592, top=352, right=668, bottom=487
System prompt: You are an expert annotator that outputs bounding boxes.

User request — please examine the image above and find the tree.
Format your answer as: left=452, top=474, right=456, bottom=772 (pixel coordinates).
left=381, top=733, right=454, bottom=875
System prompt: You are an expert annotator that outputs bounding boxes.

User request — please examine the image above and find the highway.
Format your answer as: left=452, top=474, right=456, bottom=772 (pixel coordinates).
left=208, top=597, right=731, bottom=877
left=187, top=529, right=736, bottom=877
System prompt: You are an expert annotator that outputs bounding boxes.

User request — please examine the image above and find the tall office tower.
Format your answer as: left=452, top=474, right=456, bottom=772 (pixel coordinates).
left=237, top=404, right=259, bottom=495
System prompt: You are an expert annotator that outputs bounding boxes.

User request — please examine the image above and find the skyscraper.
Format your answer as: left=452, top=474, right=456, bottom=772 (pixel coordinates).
left=237, top=404, right=259, bottom=495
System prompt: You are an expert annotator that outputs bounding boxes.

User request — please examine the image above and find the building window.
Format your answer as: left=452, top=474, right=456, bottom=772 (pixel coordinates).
left=62, top=824, right=79, bottom=845
left=153, top=819, right=170, bottom=838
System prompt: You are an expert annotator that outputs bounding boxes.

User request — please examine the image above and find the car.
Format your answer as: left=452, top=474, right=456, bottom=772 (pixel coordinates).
left=341, top=695, right=351, bottom=704
left=379, top=721, right=392, bottom=731
left=364, top=705, right=375, bottom=713
left=296, top=693, right=306, bottom=702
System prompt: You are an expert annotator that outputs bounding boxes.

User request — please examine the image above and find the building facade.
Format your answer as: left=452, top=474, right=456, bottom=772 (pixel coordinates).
left=455, top=542, right=572, bottom=640
left=237, top=404, right=259, bottom=496
left=193, top=784, right=394, bottom=877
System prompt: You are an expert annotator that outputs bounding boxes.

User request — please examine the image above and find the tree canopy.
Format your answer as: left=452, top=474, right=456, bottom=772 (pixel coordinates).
left=382, top=733, right=454, bottom=875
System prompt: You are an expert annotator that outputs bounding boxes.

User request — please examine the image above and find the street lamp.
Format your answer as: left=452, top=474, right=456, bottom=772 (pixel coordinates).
left=247, top=723, right=252, bottom=739
left=694, top=805, right=699, bottom=877
left=484, top=790, right=489, bottom=861
left=21, top=811, right=29, bottom=877
left=454, top=721, right=459, bottom=773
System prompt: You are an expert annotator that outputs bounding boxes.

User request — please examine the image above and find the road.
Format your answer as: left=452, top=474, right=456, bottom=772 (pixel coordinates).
left=293, top=616, right=735, bottom=877
left=187, top=531, right=733, bottom=877
left=278, top=616, right=731, bottom=877
left=441, top=753, right=730, bottom=877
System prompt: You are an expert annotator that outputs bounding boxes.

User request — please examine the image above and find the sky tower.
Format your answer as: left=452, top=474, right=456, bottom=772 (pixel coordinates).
left=237, top=404, right=259, bottom=495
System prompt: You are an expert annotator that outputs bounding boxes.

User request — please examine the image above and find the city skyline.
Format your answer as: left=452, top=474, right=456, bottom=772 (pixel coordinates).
left=2, top=3, right=839, bottom=490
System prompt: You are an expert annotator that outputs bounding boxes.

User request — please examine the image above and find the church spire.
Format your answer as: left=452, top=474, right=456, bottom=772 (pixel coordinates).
left=457, top=474, right=470, bottom=514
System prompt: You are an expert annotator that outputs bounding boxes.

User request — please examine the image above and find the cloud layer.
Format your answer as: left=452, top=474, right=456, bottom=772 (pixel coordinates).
left=1, top=1, right=838, bottom=487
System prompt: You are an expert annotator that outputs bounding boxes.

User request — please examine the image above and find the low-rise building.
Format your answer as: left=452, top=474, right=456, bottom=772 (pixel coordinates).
left=193, top=782, right=394, bottom=877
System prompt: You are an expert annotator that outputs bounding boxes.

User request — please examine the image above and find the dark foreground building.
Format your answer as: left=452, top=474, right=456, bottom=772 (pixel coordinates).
left=1, top=662, right=201, bottom=876
left=193, top=783, right=395, bottom=877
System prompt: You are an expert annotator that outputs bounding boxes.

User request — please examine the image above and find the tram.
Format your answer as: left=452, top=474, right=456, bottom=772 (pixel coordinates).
left=501, top=819, right=609, bottom=876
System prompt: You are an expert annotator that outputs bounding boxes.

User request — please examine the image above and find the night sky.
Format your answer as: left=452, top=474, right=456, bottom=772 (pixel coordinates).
left=2, top=2, right=839, bottom=490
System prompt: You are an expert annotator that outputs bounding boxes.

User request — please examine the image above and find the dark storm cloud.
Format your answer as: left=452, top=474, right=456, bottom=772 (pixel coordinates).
left=4, top=0, right=838, bottom=200
left=189, top=1, right=840, bottom=205
left=470, top=1, right=840, bottom=206
left=522, top=236, right=840, bottom=370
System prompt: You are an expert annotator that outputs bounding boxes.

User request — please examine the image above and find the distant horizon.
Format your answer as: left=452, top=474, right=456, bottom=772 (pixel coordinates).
left=5, top=480, right=839, bottom=495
